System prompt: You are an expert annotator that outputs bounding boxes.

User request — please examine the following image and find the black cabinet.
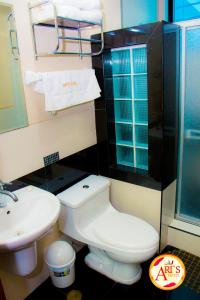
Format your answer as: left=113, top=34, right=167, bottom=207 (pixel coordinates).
left=92, top=22, right=180, bottom=191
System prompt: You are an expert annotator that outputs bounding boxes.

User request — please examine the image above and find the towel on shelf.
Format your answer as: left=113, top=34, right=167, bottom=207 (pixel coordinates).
left=29, top=0, right=101, bottom=10
left=63, top=0, right=101, bottom=10
left=25, top=69, right=101, bottom=112
left=79, top=0, right=101, bottom=10
left=80, top=9, right=102, bottom=23
left=30, top=3, right=102, bottom=24
left=31, top=4, right=83, bottom=24
left=29, top=0, right=68, bottom=6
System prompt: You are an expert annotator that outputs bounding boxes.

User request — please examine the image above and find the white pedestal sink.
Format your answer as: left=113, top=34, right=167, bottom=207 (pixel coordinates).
left=0, top=186, right=60, bottom=276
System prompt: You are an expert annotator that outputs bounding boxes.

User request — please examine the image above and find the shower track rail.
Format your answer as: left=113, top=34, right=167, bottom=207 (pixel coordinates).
left=28, top=0, right=104, bottom=59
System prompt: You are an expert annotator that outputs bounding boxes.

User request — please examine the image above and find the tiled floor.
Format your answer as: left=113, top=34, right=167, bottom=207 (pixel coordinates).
left=167, top=247, right=200, bottom=295
left=26, top=247, right=200, bottom=300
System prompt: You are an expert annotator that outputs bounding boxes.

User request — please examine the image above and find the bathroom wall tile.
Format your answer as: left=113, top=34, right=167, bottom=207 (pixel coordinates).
left=0, top=104, right=96, bottom=182
left=110, top=178, right=161, bottom=232
left=96, top=141, right=110, bottom=177
left=101, top=0, right=122, bottom=32
left=167, top=228, right=200, bottom=257
left=160, top=180, right=177, bottom=250
left=95, top=109, right=108, bottom=143
left=109, top=164, right=161, bottom=190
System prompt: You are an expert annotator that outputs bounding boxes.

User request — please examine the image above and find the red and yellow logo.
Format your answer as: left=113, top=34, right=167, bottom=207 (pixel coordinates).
left=149, top=254, right=186, bottom=290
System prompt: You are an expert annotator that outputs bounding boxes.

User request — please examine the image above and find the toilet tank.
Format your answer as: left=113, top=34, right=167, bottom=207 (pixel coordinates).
left=57, top=175, right=111, bottom=239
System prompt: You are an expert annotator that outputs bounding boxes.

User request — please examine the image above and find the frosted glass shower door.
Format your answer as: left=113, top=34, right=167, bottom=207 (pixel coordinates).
left=176, top=26, right=200, bottom=225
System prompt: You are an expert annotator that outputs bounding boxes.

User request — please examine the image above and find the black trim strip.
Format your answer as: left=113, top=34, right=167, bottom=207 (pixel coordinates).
left=168, top=0, right=174, bottom=22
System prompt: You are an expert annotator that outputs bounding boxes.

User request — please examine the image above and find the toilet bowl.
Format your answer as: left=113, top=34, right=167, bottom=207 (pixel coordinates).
left=57, top=175, right=159, bottom=285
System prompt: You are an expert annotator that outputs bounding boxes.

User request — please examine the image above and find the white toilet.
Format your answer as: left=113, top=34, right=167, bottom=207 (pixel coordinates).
left=57, top=175, right=159, bottom=285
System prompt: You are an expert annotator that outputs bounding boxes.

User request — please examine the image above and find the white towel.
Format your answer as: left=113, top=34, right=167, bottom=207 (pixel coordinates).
left=29, top=0, right=69, bottom=6
left=31, top=4, right=81, bottom=24
left=63, top=0, right=101, bottom=10
left=25, top=69, right=101, bottom=111
left=79, top=0, right=101, bottom=10
left=29, top=0, right=101, bottom=10
left=80, top=9, right=102, bottom=23
left=29, top=0, right=64, bottom=6
left=24, top=71, right=44, bottom=94
left=31, top=3, right=102, bottom=24
left=25, top=71, right=42, bottom=84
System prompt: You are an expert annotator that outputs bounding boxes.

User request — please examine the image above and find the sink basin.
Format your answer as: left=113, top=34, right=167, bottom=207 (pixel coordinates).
left=0, top=185, right=60, bottom=252
left=0, top=185, right=60, bottom=276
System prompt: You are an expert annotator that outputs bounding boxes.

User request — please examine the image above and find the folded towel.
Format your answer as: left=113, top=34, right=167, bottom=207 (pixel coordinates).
left=79, top=0, right=101, bottom=10
left=63, top=0, right=101, bottom=10
left=25, top=69, right=101, bottom=111
left=80, top=9, right=102, bottom=23
left=25, top=71, right=42, bottom=84
left=31, top=3, right=102, bottom=24
left=29, top=0, right=101, bottom=10
left=29, top=0, right=65, bottom=6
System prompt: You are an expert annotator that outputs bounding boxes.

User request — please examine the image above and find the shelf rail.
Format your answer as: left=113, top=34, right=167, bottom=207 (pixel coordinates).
left=28, top=0, right=104, bottom=59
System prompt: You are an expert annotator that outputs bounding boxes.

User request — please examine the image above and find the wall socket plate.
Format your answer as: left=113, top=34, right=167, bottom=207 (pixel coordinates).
left=43, top=152, right=60, bottom=167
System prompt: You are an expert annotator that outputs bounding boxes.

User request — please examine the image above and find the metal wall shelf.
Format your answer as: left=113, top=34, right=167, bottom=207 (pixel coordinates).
left=28, top=0, right=104, bottom=59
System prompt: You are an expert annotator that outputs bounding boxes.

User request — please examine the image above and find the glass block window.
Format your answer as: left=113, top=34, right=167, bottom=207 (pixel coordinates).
left=174, top=0, right=200, bottom=22
left=113, top=76, right=132, bottom=99
left=107, top=45, right=149, bottom=171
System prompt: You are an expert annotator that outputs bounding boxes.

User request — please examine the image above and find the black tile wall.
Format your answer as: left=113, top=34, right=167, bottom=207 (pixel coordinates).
left=9, top=145, right=98, bottom=195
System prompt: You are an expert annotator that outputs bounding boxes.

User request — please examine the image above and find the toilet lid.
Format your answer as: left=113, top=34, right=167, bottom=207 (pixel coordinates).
left=93, top=211, right=159, bottom=251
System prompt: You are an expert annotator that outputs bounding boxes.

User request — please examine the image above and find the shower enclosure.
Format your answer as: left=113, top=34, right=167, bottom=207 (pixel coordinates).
left=176, top=19, right=200, bottom=227
left=0, top=3, right=27, bottom=134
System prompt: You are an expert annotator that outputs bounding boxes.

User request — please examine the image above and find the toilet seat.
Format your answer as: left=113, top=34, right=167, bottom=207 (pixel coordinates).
left=93, top=210, right=158, bottom=251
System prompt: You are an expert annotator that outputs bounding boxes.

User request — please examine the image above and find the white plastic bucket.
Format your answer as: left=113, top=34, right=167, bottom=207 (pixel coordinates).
left=45, top=241, right=76, bottom=288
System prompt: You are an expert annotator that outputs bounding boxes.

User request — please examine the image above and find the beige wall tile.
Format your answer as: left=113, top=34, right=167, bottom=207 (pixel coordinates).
left=168, top=228, right=200, bottom=257
left=110, top=179, right=162, bottom=232
left=101, top=0, right=122, bottom=31
left=160, top=180, right=177, bottom=250
left=0, top=103, right=96, bottom=182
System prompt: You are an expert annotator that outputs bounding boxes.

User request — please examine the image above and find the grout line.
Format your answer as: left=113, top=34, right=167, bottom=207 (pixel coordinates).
left=130, top=47, right=136, bottom=168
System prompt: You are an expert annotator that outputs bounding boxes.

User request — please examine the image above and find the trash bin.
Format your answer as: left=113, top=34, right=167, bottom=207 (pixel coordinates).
left=45, top=241, right=76, bottom=288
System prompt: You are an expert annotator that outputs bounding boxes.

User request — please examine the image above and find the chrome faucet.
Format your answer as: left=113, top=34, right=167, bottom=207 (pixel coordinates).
left=0, top=180, right=18, bottom=207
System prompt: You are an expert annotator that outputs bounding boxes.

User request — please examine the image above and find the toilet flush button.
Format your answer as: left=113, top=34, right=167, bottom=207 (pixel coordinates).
left=83, top=185, right=89, bottom=189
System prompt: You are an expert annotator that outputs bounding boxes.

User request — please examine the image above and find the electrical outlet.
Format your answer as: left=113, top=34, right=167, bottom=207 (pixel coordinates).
left=43, top=152, right=60, bottom=167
